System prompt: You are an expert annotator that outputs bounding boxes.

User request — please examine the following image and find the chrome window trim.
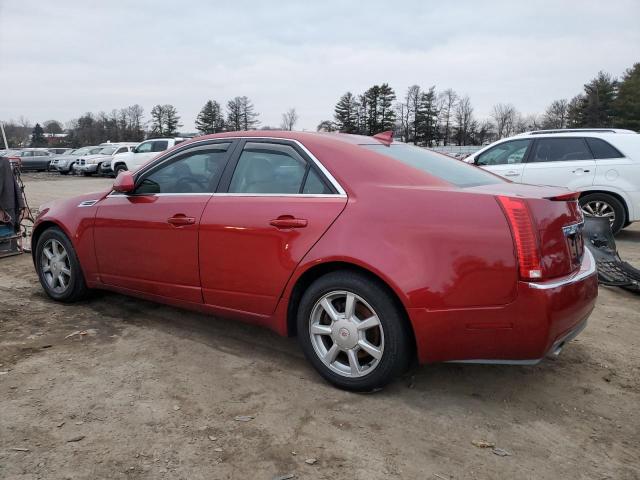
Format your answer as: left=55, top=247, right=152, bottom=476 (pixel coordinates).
left=133, top=136, right=347, bottom=197
left=215, top=193, right=346, bottom=198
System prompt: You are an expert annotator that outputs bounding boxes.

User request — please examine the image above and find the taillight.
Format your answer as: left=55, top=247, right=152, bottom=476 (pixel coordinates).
left=496, top=196, right=542, bottom=281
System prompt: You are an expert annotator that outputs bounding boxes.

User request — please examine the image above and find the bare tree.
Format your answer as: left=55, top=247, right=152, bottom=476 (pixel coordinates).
left=438, top=89, right=458, bottom=145
left=491, top=103, right=519, bottom=139
left=280, top=108, right=299, bottom=130
left=542, top=99, right=569, bottom=129
left=454, top=95, right=475, bottom=145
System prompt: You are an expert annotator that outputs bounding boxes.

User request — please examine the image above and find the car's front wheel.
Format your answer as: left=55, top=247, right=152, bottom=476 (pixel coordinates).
left=114, top=164, right=127, bottom=176
left=297, top=271, right=411, bottom=391
left=35, top=227, right=88, bottom=302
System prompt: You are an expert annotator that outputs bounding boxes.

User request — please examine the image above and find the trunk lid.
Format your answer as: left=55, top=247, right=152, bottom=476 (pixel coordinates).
left=469, top=183, right=584, bottom=280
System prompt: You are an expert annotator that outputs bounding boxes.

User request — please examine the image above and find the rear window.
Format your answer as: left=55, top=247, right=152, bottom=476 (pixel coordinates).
left=585, top=137, right=624, bottom=159
left=363, top=144, right=502, bottom=188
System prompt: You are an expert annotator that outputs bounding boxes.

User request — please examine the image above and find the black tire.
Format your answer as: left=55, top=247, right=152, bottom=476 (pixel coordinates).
left=296, top=270, right=411, bottom=391
left=60, top=170, right=69, bottom=176
left=114, top=164, right=127, bottom=176
left=579, top=193, right=626, bottom=235
left=35, top=227, right=88, bottom=302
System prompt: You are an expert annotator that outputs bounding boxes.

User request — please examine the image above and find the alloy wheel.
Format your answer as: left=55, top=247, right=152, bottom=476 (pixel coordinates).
left=582, top=200, right=615, bottom=227
left=309, top=290, right=384, bottom=378
left=41, top=239, right=72, bottom=294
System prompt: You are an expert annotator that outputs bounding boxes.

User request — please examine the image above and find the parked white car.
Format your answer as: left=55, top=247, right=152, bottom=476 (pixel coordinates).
left=110, top=138, right=186, bottom=176
left=74, top=143, right=138, bottom=176
left=466, top=129, right=640, bottom=233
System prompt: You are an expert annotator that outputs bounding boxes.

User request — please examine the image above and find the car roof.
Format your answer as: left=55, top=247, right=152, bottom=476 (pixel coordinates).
left=171, top=130, right=461, bottom=195
left=516, top=128, right=637, bottom=138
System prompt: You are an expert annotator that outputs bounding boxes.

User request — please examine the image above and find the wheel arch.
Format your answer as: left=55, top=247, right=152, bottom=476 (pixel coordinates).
left=579, top=189, right=629, bottom=224
left=285, top=260, right=417, bottom=362
left=31, top=220, right=70, bottom=263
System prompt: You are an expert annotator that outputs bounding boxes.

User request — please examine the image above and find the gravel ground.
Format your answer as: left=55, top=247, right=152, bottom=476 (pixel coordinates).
left=1, top=172, right=638, bottom=479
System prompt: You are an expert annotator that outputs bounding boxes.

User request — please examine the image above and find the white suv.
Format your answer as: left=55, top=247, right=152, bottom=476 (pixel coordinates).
left=110, top=138, right=185, bottom=176
left=466, top=129, right=640, bottom=233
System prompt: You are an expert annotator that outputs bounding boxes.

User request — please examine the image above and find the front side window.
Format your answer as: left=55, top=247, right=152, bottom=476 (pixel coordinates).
left=530, top=138, right=593, bottom=163
left=229, top=142, right=317, bottom=194
left=135, top=142, right=153, bottom=153
left=476, top=139, right=531, bottom=166
left=115, top=147, right=128, bottom=154
left=585, top=138, right=624, bottom=159
left=136, top=143, right=231, bottom=194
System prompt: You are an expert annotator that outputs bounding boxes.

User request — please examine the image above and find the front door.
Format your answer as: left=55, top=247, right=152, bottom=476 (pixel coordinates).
left=93, top=142, right=234, bottom=303
left=475, top=138, right=531, bottom=183
left=199, top=139, right=347, bottom=315
left=522, top=137, right=596, bottom=190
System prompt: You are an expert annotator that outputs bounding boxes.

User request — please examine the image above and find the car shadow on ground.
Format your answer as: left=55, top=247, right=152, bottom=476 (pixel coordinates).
left=82, top=290, right=591, bottom=409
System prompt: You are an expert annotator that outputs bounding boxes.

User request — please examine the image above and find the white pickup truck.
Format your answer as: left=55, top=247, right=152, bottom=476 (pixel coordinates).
left=109, top=138, right=186, bottom=176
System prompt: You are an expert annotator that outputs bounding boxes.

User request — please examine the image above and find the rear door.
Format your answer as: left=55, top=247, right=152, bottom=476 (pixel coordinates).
left=475, top=139, right=531, bottom=182
left=199, top=139, right=347, bottom=315
left=94, top=141, right=235, bottom=302
left=522, top=137, right=596, bottom=189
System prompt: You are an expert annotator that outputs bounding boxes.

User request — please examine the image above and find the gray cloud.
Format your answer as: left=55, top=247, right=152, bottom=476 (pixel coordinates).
left=1, top=0, right=638, bottom=131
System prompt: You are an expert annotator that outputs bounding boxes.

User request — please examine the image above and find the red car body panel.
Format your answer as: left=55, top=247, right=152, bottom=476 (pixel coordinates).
left=199, top=195, right=347, bottom=315
left=32, top=131, right=598, bottom=365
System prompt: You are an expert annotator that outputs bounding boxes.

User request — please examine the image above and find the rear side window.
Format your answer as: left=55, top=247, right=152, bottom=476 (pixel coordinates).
left=363, top=144, right=502, bottom=188
left=151, top=140, right=169, bottom=152
left=530, top=138, right=593, bottom=162
left=229, top=142, right=332, bottom=194
left=476, top=139, right=531, bottom=166
left=585, top=138, right=624, bottom=159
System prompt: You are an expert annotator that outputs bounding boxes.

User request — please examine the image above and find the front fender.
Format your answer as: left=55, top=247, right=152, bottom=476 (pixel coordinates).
left=32, top=192, right=107, bottom=284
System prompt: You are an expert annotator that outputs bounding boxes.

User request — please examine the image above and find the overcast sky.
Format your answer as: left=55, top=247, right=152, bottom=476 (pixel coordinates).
left=1, top=0, right=638, bottom=132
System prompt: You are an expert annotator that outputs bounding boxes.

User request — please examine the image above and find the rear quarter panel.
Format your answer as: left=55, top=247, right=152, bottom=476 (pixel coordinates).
left=285, top=184, right=518, bottom=312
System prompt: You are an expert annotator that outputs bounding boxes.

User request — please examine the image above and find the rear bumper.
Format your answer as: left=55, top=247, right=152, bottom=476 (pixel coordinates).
left=409, top=249, right=598, bottom=364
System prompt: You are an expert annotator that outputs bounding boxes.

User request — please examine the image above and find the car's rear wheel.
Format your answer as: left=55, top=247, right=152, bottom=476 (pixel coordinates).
left=580, top=193, right=625, bottom=234
left=297, top=271, right=410, bottom=391
left=36, top=227, right=88, bottom=302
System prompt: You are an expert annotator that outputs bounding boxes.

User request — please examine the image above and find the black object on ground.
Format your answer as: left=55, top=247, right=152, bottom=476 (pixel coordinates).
left=583, top=216, right=640, bottom=293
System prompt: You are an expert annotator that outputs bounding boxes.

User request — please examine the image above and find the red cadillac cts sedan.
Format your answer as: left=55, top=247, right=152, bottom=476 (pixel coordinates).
left=32, top=131, right=597, bottom=391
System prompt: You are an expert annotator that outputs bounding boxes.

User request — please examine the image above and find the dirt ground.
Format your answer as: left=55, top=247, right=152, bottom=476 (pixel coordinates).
left=1, top=173, right=639, bottom=480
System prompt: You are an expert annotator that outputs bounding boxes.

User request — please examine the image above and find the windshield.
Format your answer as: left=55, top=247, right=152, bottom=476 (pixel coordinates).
left=99, top=147, right=117, bottom=155
left=363, top=144, right=503, bottom=188
left=72, top=148, right=90, bottom=155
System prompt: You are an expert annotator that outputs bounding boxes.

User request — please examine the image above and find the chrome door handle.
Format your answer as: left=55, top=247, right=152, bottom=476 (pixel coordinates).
left=168, top=214, right=196, bottom=226
left=270, top=216, right=308, bottom=229
left=504, top=171, right=520, bottom=177
left=572, top=169, right=590, bottom=173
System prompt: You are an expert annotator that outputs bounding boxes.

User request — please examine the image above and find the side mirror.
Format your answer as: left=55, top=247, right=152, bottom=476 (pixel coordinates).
left=113, top=171, right=135, bottom=193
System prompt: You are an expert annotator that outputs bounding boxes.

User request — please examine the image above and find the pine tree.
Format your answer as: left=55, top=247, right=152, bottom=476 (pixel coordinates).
left=195, top=100, right=224, bottom=134
left=415, top=86, right=438, bottom=146
left=333, top=92, right=359, bottom=133
left=239, top=96, right=259, bottom=130
left=614, top=63, right=640, bottom=131
left=163, top=105, right=182, bottom=136
left=30, top=123, right=47, bottom=147
left=580, top=71, right=618, bottom=127
left=377, top=83, right=396, bottom=132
